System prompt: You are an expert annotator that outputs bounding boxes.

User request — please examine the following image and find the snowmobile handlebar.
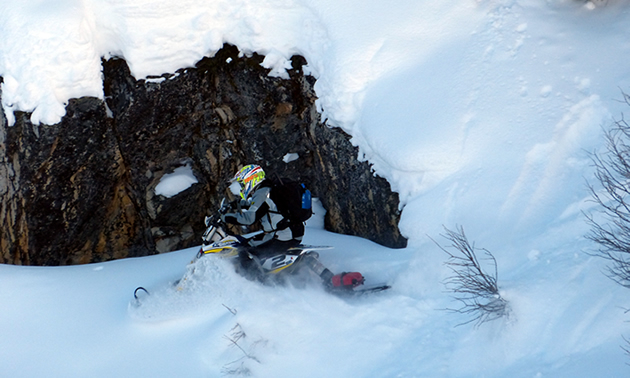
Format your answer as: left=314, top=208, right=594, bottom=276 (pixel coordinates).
left=202, top=197, right=241, bottom=243
left=204, top=198, right=232, bottom=227
left=201, top=197, right=252, bottom=245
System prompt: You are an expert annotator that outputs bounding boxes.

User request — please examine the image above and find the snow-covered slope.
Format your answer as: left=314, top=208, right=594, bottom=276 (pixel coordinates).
left=2, top=0, right=630, bottom=376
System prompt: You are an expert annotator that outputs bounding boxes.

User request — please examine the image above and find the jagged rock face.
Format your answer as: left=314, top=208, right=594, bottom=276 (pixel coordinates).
left=0, top=45, right=406, bottom=266
left=0, top=98, right=143, bottom=265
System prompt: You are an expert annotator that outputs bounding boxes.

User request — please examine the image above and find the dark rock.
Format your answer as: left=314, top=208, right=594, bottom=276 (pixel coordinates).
left=1, top=98, right=145, bottom=265
left=0, top=44, right=406, bottom=266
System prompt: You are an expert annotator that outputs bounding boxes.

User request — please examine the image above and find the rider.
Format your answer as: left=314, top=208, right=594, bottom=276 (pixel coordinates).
left=220, top=164, right=364, bottom=289
left=221, top=164, right=302, bottom=253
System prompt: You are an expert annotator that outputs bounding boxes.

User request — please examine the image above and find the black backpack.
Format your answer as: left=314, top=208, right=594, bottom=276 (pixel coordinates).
left=269, top=180, right=313, bottom=223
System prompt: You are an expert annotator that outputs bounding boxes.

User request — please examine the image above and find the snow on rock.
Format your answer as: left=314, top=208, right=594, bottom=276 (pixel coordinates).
left=154, top=163, right=198, bottom=198
left=0, top=0, right=329, bottom=126
left=282, top=152, right=299, bottom=163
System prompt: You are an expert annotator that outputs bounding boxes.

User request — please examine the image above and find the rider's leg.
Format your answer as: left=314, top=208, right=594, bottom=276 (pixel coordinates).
left=250, top=238, right=301, bottom=257
left=302, top=254, right=334, bottom=283
left=237, top=249, right=264, bottom=281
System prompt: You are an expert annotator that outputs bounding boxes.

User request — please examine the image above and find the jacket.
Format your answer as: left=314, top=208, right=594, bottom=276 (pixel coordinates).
left=222, top=181, right=303, bottom=247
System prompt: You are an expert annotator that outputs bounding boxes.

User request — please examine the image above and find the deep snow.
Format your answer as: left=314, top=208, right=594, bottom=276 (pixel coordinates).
left=2, top=0, right=630, bottom=377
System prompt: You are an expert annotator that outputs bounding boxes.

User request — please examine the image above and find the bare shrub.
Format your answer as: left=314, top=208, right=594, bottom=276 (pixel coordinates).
left=586, top=98, right=630, bottom=288
left=434, top=226, right=509, bottom=327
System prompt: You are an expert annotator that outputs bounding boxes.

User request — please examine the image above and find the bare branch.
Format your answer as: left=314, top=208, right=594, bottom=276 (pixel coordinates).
left=433, top=225, right=510, bottom=327
left=223, top=303, right=238, bottom=315
left=586, top=103, right=630, bottom=288
left=622, top=335, right=630, bottom=366
left=223, top=323, right=261, bottom=366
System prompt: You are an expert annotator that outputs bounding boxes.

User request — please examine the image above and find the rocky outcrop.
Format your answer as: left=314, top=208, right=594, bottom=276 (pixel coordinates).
left=0, top=44, right=406, bottom=266
left=0, top=98, right=144, bottom=265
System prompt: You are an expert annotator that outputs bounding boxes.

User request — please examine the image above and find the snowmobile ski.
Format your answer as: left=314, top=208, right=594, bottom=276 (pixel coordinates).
left=287, top=245, right=333, bottom=251
left=134, top=286, right=150, bottom=300
left=330, top=283, right=392, bottom=296
left=354, top=284, right=391, bottom=294
left=351, top=284, right=391, bottom=295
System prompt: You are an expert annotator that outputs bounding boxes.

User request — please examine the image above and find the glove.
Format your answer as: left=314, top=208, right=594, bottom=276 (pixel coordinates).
left=219, top=204, right=231, bottom=215
left=220, top=212, right=230, bottom=223
left=221, top=212, right=239, bottom=225
left=331, top=272, right=365, bottom=289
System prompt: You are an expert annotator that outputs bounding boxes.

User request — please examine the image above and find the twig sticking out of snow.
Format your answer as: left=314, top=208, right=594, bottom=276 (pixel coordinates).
left=223, top=303, right=238, bottom=315
left=221, top=323, right=262, bottom=376
left=224, top=324, right=260, bottom=363
left=433, top=225, right=510, bottom=327
left=621, top=335, right=630, bottom=365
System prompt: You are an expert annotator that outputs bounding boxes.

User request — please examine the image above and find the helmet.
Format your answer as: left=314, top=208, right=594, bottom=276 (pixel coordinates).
left=232, top=164, right=265, bottom=199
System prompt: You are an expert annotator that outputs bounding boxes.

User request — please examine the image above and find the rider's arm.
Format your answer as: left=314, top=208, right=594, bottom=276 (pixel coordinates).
left=222, top=188, right=270, bottom=226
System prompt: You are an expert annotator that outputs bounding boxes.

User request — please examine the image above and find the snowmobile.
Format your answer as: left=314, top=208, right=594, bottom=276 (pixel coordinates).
left=133, top=199, right=390, bottom=301
left=198, top=218, right=321, bottom=279
left=195, top=199, right=390, bottom=292
left=196, top=199, right=347, bottom=285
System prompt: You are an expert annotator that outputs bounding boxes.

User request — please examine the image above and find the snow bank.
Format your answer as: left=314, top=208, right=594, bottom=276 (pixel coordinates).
left=0, top=0, right=329, bottom=126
